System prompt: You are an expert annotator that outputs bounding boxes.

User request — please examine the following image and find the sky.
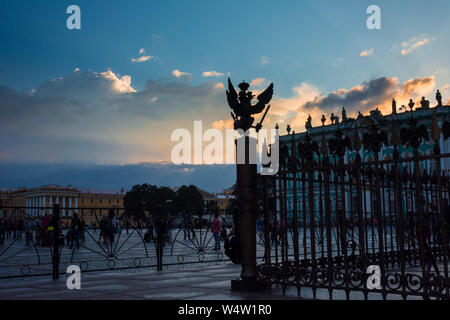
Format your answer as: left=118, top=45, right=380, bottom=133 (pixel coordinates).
left=1, top=0, right=450, bottom=192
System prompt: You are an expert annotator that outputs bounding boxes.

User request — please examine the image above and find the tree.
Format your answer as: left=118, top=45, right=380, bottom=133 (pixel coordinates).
left=124, top=184, right=177, bottom=220
left=175, top=185, right=204, bottom=216
left=152, top=186, right=176, bottom=218
left=123, top=184, right=151, bottom=221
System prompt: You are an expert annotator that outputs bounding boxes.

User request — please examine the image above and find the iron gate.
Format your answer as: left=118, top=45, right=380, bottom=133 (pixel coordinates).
left=257, top=114, right=450, bottom=300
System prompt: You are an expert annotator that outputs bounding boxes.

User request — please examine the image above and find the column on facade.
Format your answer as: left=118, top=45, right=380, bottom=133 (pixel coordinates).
left=55, top=196, right=60, bottom=218
left=49, top=195, right=53, bottom=208
left=31, top=197, right=35, bottom=216
left=69, top=197, right=72, bottom=217
left=62, top=196, right=66, bottom=217
left=74, top=197, right=78, bottom=214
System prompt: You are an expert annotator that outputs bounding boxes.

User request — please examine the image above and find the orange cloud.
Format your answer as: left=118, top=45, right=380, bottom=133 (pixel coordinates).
left=360, top=48, right=374, bottom=57
left=250, top=78, right=266, bottom=87
left=212, top=119, right=234, bottom=130
left=399, top=76, right=435, bottom=100
left=401, top=35, right=436, bottom=55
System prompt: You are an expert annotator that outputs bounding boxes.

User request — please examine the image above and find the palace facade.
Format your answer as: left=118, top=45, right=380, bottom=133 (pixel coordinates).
left=278, top=92, right=450, bottom=219
left=0, top=185, right=125, bottom=222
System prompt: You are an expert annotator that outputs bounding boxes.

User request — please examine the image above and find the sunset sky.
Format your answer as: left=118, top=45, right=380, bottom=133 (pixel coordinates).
left=1, top=0, right=450, bottom=192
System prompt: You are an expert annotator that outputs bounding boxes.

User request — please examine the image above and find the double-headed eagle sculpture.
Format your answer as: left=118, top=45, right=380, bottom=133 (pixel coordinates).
left=226, top=78, right=273, bottom=132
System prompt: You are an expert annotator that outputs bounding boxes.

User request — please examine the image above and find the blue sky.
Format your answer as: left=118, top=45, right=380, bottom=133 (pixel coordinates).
left=0, top=0, right=449, bottom=192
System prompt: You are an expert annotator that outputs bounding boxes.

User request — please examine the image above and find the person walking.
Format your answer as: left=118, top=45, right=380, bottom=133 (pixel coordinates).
left=183, top=214, right=191, bottom=240
left=69, top=213, right=82, bottom=250
left=11, top=217, right=17, bottom=240
left=211, top=213, right=221, bottom=251
left=146, top=215, right=154, bottom=242
left=24, top=218, right=34, bottom=248
left=17, top=218, right=24, bottom=240
left=106, top=210, right=115, bottom=245
left=79, top=217, right=86, bottom=244
left=0, top=217, right=5, bottom=245
left=4, top=217, right=11, bottom=240
left=99, top=215, right=107, bottom=245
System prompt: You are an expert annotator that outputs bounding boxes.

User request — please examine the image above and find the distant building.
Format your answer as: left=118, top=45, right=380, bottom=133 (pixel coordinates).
left=0, top=184, right=126, bottom=223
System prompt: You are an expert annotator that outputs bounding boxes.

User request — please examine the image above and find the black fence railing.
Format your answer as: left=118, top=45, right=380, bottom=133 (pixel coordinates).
left=0, top=206, right=255, bottom=279
left=257, top=117, right=450, bottom=300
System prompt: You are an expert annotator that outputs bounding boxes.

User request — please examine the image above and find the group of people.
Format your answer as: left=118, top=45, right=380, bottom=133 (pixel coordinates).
left=0, top=213, right=63, bottom=248
left=0, top=216, right=25, bottom=245
left=181, top=213, right=230, bottom=251
left=142, top=215, right=176, bottom=244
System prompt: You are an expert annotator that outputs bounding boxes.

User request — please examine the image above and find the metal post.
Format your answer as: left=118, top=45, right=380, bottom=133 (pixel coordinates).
left=156, top=219, right=164, bottom=271
left=52, top=204, right=60, bottom=280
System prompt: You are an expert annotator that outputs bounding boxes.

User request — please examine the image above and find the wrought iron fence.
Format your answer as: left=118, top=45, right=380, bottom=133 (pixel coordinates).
left=257, top=114, right=450, bottom=300
left=0, top=206, right=247, bottom=279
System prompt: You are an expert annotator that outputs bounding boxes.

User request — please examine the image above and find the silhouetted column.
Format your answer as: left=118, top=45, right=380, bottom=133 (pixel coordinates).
left=232, top=135, right=267, bottom=291
left=238, top=136, right=257, bottom=280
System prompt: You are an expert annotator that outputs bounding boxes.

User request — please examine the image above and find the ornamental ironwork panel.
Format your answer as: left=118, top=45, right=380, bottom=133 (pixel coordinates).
left=257, top=115, right=450, bottom=300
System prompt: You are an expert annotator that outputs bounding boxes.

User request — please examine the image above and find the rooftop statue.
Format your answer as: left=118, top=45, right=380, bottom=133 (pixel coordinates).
left=342, top=107, right=348, bottom=122
left=392, top=98, right=397, bottom=115
left=436, top=90, right=443, bottom=107
left=330, top=113, right=339, bottom=125
left=408, top=99, right=415, bottom=111
left=420, top=96, right=430, bottom=109
left=305, top=114, right=312, bottom=130
left=226, top=78, right=273, bottom=132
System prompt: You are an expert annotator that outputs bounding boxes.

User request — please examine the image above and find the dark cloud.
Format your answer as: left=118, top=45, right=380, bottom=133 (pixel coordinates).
left=0, top=69, right=229, bottom=164
left=302, top=77, right=398, bottom=113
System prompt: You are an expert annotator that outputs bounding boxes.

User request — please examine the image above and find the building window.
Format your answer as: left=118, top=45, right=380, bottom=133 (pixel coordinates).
left=90, top=198, right=94, bottom=204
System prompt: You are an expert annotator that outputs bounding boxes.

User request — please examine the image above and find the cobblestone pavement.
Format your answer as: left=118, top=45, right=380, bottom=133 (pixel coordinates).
left=0, top=263, right=305, bottom=300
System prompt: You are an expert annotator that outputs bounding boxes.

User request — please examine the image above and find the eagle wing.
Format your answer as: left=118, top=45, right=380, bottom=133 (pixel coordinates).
left=251, top=83, right=274, bottom=115
left=226, top=78, right=240, bottom=114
